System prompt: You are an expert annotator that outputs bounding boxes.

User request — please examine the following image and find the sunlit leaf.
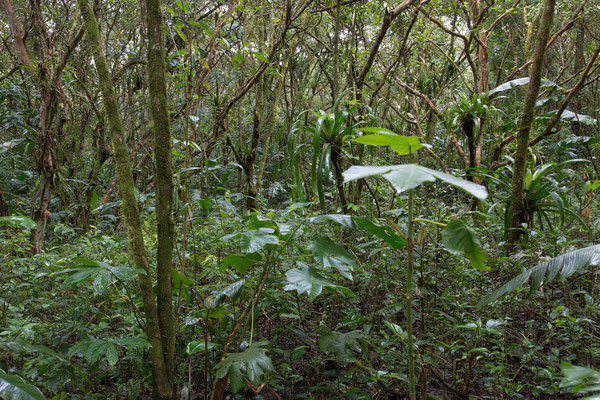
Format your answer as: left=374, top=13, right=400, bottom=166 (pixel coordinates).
left=0, top=215, right=36, bottom=230
left=343, top=164, right=488, bottom=199
left=0, top=369, right=44, bottom=400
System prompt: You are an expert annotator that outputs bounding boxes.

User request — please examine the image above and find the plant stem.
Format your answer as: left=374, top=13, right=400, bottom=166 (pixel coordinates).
left=406, top=186, right=416, bottom=400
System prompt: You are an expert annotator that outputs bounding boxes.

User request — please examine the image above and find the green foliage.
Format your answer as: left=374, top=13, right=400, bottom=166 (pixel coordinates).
left=214, top=341, right=274, bottom=394
left=0, top=369, right=44, bottom=400
left=474, top=160, right=588, bottom=235
left=54, top=258, right=139, bottom=295
left=478, top=244, right=600, bottom=306
left=284, top=262, right=355, bottom=300
left=441, top=220, right=488, bottom=271
left=0, top=216, right=36, bottom=230
left=560, top=363, right=600, bottom=398
left=319, top=330, right=364, bottom=363
left=353, top=128, right=424, bottom=155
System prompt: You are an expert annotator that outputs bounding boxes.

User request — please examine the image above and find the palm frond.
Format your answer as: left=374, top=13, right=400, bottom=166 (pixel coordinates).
left=478, top=244, right=600, bottom=306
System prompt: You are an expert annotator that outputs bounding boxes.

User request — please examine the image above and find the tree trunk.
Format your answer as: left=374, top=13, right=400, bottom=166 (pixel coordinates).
left=144, top=0, right=176, bottom=390
left=507, top=0, right=556, bottom=248
left=77, top=0, right=173, bottom=397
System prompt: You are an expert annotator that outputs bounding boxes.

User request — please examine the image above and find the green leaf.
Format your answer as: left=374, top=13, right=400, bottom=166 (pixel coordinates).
left=353, top=217, right=406, bottom=250
left=560, top=362, right=600, bottom=397
left=307, top=214, right=355, bottom=228
left=205, top=279, right=245, bottom=309
left=284, top=263, right=339, bottom=299
left=215, top=341, right=274, bottom=394
left=105, top=342, right=118, bottom=366
left=221, top=253, right=262, bottom=274
left=0, top=368, right=45, bottom=400
left=478, top=244, right=600, bottom=306
left=240, top=228, right=279, bottom=254
left=92, top=269, right=112, bottom=295
left=558, top=110, right=597, bottom=125
left=319, top=330, right=364, bottom=363
left=441, top=220, right=488, bottom=271
left=186, top=341, right=217, bottom=355
left=308, top=214, right=405, bottom=250
left=0, top=215, right=37, bottom=230
left=353, top=131, right=423, bottom=155
left=343, top=164, right=488, bottom=199
left=308, top=237, right=356, bottom=279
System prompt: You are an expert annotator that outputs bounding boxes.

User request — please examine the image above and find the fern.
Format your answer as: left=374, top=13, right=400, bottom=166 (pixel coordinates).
left=478, top=244, right=600, bottom=306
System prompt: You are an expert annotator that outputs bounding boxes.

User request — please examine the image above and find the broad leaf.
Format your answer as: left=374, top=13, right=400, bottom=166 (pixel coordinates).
left=343, top=164, right=488, bottom=199
left=558, top=110, right=597, bottom=125
left=560, top=362, right=600, bottom=398
left=478, top=244, right=600, bottom=306
left=487, top=78, right=558, bottom=95
left=319, top=330, right=364, bottom=363
left=206, top=279, right=245, bottom=309
left=240, top=228, right=279, bottom=254
left=186, top=341, right=217, bottom=355
left=0, top=215, right=36, bottom=230
left=221, top=253, right=262, bottom=274
left=284, top=263, right=343, bottom=299
left=214, top=341, right=274, bottom=394
left=353, top=131, right=423, bottom=155
left=441, top=220, right=488, bottom=271
left=308, top=214, right=355, bottom=228
left=308, top=237, right=356, bottom=280
left=0, top=369, right=44, bottom=400
left=353, top=217, right=406, bottom=250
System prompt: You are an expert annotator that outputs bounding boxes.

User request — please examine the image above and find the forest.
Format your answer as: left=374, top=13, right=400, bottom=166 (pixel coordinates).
left=1, top=0, right=600, bottom=398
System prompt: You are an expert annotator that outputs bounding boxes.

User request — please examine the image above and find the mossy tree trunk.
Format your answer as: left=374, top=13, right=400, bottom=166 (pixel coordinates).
left=77, top=0, right=173, bottom=398
left=507, top=0, right=556, bottom=248
left=143, top=0, right=176, bottom=390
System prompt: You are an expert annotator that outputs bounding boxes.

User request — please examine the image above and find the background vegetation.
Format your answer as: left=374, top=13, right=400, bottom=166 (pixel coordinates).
left=1, top=0, right=600, bottom=399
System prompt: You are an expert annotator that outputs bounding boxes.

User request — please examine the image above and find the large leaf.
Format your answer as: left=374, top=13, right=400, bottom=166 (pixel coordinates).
left=308, top=214, right=405, bottom=250
left=319, top=330, right=364, bottom=363
left=284, top=262, right=355, bottom=299
left=205, top=279, right=245, bottom=309
left=343, top=164, right=488, bottom=199
left=353, top=217, right=406, bottom=250
left=478, top=244, right=600, bottom=306
left=353, top=130, right=423, bottom=155
left=308, top=237, right=356, bottom=280
left=487, top=78, right=558, bottom=95
left=214, top=341, right=274, bottom=394
left=240, top=228, right=279, bottom=254
left=0, top=369, right=44, bottom=400
left=221, top=253, right=262, bottom=274
left=57, top=258, right=139, bottom=294
left=558, top=110, right=597, bottom=125
left=560, top=362, right=600, bottom=398
left=441, top=220, right=488, bottom=271
left=0, top=216, right=36, bottom=230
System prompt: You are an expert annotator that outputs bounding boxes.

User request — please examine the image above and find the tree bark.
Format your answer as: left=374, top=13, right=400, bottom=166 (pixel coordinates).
left=144, top=0, right=176, bottom=390
left=77, top=0, right=173, bottom=397
left=506, top=0, right=556, bottom=248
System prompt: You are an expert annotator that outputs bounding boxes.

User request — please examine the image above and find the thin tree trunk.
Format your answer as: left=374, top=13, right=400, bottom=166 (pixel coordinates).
left=77, top=0, right=172, bottom=397
left=507, top=0, right=556, bottom=248
left=144, top=0, right=176, bottom=390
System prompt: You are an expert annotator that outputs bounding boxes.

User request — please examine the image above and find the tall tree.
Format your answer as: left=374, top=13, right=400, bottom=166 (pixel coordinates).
left=143, top=0, right=176, bottom=390
left=507, top=0, right=557, bottom=247
left=1, top=0, right=84, bottom=253
left=77, top=0, right=174, bottom=397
